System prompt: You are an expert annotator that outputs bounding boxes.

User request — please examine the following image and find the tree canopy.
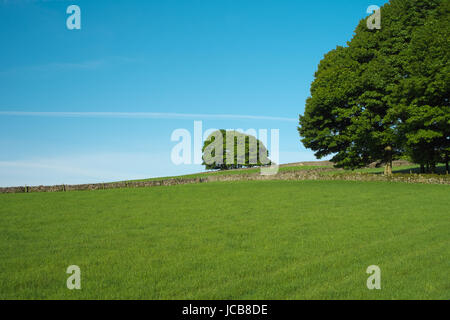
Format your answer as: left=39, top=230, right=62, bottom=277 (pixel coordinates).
left=202, top=130, right=271, bottom=170
left=298, top=0, right=449, bottom=174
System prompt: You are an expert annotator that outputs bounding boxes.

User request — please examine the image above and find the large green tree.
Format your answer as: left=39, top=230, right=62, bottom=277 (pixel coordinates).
left=298, top=0, right=444, bottom=174
left=389, top=0, right=450, bottom=173
left=202, top=130, right=271, bottom=170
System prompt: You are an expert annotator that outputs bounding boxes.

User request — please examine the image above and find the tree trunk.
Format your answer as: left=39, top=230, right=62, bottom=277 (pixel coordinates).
left=384, top=146, right=393, bottom=176
left=446, top=152, right=449, bottom=174
left=430, top=162, right=436, bottom=174
left=384, top=160, right=392, bottom=175
left=420, top=164, right=425, bottom=173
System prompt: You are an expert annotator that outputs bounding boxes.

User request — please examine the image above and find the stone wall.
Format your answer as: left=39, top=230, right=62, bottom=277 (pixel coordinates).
left=0, top=169, right=448, bottom=194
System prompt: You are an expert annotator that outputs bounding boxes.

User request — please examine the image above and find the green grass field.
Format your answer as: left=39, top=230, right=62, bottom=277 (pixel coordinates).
left=0, top=180, right=448, bottom=299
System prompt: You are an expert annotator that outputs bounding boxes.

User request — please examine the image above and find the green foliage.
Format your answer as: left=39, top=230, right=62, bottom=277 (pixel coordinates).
left=390, top=0, right=450, bottom=171
left=298, top=0, right=447, bottom=171
left=202, top=129, right=271, bottom=170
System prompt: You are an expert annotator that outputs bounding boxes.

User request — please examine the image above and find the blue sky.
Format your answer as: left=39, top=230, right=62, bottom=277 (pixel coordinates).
left=0, top=0, right=388, bottom=186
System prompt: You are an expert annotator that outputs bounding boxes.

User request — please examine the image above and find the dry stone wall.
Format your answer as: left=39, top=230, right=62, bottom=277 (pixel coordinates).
left=1, top=168, right=448, bottom=194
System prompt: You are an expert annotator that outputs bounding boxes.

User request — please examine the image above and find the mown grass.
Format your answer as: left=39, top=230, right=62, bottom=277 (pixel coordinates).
left=0, top=180, right=448, bottom=299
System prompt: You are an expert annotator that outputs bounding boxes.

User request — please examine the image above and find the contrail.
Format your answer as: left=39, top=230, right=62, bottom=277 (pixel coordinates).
left=0, top=111, right=297, bottom=122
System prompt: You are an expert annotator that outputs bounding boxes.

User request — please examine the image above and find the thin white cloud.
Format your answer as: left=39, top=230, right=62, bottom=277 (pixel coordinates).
left=0, top=150, right=319, bottom=187
left=2, top=0, right=73, bottom=6
left=0, top=152, right=199, bottom=187
left=0, top=56, right=138, bottom=75
left=0, top=61, right=102, bottom=75
left=0, top=111, right=297, bottom=122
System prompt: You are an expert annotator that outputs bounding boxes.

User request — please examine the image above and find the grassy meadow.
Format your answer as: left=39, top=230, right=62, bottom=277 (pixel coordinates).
left=123, top=164, right=331, bottom=183
left=0, top=180, right=448, bottom=299
left=122, top=163, right=448, bottom=184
